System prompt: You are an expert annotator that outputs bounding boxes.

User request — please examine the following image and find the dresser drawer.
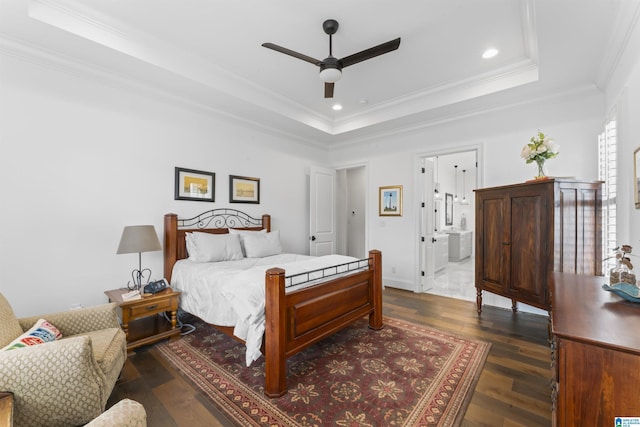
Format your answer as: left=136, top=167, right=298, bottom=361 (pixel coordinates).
left=128, top=298, right=173, bottom=317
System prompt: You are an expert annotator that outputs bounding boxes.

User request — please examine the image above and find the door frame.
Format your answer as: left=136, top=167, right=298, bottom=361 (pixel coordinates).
left=414, top=145, right=482, bottom=293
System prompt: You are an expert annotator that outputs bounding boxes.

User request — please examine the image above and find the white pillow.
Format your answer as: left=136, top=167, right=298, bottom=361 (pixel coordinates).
left=229, top=228, right=267, bottom=256
left=185, top=232, right=244, bottom=262
left=243, top=230, right=282, bottom=258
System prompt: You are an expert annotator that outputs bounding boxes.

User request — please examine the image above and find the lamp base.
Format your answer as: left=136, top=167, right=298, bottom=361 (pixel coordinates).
left=128, top=268, right=152, bottom=290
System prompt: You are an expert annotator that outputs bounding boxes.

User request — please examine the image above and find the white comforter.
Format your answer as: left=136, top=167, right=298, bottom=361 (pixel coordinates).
left=171, top=253, right=362, bottom=366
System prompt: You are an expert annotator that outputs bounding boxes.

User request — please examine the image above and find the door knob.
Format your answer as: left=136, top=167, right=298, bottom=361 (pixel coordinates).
left=310, top=236, right=316, bottom=241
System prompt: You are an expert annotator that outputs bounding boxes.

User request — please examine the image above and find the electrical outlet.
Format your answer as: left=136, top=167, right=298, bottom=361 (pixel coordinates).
left=391, top=266, right=396, bottom=274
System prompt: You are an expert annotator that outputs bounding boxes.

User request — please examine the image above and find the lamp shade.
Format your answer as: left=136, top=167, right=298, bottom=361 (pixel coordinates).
left=116, top=225, right=162, bottom=254
left=319, top=67, right=342, bottom=83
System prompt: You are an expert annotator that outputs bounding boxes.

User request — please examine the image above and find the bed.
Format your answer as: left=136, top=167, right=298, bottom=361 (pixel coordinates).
left=163, top=209, right=383, bottom=397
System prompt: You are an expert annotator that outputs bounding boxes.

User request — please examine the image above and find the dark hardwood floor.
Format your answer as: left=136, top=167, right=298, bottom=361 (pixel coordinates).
left=109, top=288, right=552, bottom=426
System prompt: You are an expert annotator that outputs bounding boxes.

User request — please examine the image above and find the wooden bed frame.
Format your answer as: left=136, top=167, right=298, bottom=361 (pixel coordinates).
left=163, top=209, right=383, bottom=397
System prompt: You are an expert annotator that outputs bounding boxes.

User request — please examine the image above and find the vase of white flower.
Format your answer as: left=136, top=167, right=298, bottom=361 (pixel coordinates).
left=535, top=159, right=547, bottom=179
left=521, top=130, right=559, bottom=179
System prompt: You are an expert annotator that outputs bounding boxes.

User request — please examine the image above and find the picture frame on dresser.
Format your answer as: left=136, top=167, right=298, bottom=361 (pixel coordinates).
left=229, top=175, right=260, bottom=204
left=634, top=147, right=640, bottom=208
left=174, top=167, right=215, bottom=202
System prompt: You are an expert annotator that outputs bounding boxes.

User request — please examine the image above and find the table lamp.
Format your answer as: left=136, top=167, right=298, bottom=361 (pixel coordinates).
left=117, top=225, right=162, bottom=290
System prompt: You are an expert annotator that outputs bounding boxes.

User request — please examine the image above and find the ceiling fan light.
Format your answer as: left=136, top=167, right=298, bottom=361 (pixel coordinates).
left=319, top=67, right=342, bottom=83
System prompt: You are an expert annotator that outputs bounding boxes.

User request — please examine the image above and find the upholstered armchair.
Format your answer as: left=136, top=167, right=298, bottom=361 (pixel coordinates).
left=0, top=293, right=127, bottom=427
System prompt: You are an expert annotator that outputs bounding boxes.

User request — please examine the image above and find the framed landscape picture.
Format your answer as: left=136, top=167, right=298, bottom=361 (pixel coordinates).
left=229, top=175, right=260, bottom=204
left=174, top=167, right=215, bottom=202
left=379, top=185, right=403, bottom=216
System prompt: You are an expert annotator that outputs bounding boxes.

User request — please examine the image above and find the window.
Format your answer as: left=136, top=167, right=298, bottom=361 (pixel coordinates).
left=598, top=117, right=617, bottom=270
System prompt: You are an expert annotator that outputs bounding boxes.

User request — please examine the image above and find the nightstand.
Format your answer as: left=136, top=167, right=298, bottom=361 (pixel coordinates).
left=105, top=287, right=181, bottom=351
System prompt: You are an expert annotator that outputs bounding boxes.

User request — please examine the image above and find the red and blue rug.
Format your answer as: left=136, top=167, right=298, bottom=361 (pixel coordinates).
left=157, top=315, right=490, bottom=426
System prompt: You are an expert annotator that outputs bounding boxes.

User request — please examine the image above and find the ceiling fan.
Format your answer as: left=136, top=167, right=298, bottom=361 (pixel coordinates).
left=262, top=19, right=401, bottom=99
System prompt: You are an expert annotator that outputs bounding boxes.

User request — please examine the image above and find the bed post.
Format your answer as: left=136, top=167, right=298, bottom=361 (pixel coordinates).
left=369, top=249, right=383, bottom=330
left=262, top=214, right=271, bottom=232
left=264, top=267, right=286, bottom=397
left=164, top=213, right=178, bottom=283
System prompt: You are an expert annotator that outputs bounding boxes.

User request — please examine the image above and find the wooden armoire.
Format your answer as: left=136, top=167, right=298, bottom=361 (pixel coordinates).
left=474, top=179, right=602, bottom=313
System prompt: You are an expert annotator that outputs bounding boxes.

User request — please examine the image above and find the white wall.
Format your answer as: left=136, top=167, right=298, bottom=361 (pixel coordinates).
left=0, top=53, right=328, bottom=316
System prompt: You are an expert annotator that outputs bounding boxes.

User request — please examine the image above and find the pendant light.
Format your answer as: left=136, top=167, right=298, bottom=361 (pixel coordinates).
left=454, top=165, right=459, bottom=203
left=461, top=169, right=469, bottom=205
left=434, top=157, right=442, bottom=200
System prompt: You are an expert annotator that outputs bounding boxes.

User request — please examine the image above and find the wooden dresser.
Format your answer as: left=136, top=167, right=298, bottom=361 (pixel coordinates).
left=551, top=272, right=640, bottom=425
left=475, top=179, right=602, bottom=313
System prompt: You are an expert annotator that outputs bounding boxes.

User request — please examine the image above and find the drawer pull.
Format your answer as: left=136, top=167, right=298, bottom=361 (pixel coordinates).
left=145, top=304, right=158, bottom=310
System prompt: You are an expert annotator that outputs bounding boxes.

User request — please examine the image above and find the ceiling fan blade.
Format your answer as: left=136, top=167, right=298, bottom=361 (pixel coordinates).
left=340, top=38, right=401, bottom=68
left=324, top=82, right=335, bottom=98
left=261, top=43, right=322, bottom=66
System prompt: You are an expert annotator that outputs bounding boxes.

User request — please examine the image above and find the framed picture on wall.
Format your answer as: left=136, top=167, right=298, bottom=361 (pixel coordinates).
left=635, top=147, right=640, bottom=209
left=174, top=167, right=215, bottom=202
left=379, top=185, right=403, bottom=216
left=445, top=193, right=453, bottom=225
left=229, top=175, right=260, bottom=204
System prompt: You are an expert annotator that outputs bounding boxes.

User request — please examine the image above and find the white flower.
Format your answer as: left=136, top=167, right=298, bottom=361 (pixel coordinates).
left=520, top=145, right=533, bottom=160
left=545, top=139, right=559, bottom=154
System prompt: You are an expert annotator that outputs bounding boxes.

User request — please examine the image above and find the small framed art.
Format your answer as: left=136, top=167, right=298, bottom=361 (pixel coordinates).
left=174, top=167, right=215, bottom=202
left=229, top=175, right=260, bottom=204
left=379, top=185, right=403, bottom=216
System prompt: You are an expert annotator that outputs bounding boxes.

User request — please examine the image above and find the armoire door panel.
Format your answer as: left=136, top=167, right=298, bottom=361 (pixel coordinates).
left=557, top=187, right=578, bottom=274
left=478, top=197, right=506, bottom=291
left=509, top=194, right=546, bottom=302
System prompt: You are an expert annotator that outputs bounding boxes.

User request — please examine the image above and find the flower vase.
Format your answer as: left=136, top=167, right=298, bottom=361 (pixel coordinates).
left=534, top=159, right=547, bottom=180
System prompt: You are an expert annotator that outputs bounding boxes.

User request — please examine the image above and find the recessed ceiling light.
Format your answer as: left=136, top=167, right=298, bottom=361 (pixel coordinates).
left=332, top=104, right=343, bottom=111
left=482, top=48, right=499, bottom=59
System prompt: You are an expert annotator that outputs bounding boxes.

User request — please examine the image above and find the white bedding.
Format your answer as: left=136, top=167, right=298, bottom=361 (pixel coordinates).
left=171, top=253, right=364, bottom=366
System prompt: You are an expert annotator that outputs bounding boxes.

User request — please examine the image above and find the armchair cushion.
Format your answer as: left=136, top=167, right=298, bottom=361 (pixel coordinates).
left=0, top=294, right=22, bottom=348
left=68, top=327, right=126, bottom=386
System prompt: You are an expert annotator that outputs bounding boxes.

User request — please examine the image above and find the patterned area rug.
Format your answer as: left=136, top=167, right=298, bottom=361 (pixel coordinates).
left=156, top=315, right=490, bottom=426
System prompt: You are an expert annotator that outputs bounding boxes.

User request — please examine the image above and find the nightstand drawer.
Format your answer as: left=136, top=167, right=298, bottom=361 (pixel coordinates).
left=128, top=298, right=172, bottom=317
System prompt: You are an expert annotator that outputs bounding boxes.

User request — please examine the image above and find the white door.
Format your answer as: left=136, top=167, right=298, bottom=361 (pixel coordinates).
left=420, top=159, right=436, bottom=292
left=309, top=166, right=336, bottom=256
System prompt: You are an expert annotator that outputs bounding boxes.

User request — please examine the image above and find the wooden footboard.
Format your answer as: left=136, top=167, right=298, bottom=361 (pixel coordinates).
left=264, top=249, right=383, bottom=397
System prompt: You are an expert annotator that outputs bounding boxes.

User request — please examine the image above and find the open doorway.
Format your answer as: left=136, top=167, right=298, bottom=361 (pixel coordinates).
left=336, top=165, right=368, bottom=259
left=417, top=149, right=478, bottom=297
